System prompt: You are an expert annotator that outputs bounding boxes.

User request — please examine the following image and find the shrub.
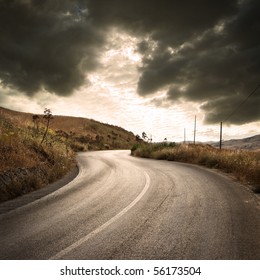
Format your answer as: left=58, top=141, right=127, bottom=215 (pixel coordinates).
left=131, top=143, right=260, bottom=192
left=0, top=117, right=75, bottom=202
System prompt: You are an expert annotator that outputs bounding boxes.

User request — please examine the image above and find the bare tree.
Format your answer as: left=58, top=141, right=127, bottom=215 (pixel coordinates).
left=41, top=108, right=54, bottom=144
left=136, top=134, right=142, bottom=142
left=142, top=132, right=148, bottom=141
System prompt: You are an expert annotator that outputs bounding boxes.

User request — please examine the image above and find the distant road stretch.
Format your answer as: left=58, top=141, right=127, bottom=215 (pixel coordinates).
left=0, top=150, right=259, bottom=259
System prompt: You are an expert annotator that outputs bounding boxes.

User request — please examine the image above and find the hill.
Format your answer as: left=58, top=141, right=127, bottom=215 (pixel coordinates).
left=0, top=106, right=137, bottom=151
left=210, top=134, right=260, bottom=151
left=0, top=106, right=137, bottom=202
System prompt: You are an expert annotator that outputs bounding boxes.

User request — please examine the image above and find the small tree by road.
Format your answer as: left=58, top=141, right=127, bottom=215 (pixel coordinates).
left=142, top=132, right=148, bottom=141
left=41, top=108, right=54, bottom=144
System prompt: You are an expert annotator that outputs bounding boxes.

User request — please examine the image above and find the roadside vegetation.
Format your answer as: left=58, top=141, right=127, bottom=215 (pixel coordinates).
left=0, top=106, right=137, bottom=202
left=0, top=112, right=75, bottom=202
left=131, top=142, right=260, bottom=193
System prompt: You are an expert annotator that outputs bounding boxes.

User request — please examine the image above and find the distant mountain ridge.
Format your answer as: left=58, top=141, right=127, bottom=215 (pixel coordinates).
left=210, top=134, right=260, bottom=151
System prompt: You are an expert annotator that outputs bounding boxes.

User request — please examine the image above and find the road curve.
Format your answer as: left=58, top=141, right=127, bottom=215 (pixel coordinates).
left=0, top=150, right=259, bottom=259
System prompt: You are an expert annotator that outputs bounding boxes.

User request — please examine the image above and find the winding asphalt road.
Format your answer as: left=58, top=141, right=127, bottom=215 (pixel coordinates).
left=0, top=150, right=259, bottom=259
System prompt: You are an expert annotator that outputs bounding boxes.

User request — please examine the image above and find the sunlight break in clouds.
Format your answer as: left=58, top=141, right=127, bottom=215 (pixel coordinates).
left=1, top=26, right=259, bottom=143
left=0, top=0, right=259, bottom=142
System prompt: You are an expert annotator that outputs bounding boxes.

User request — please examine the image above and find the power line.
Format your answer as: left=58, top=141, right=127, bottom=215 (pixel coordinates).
left=224, top=84, right=260, bottom=122
left=219, top=84, right=260, bottom=149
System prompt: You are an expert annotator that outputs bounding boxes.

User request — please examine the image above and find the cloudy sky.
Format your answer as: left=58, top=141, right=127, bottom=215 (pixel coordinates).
left=0, top=0, right=259, bottom=142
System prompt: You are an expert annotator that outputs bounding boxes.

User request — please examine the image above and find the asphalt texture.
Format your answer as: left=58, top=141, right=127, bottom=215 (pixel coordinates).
left=0, top=150, right=259, bottom=259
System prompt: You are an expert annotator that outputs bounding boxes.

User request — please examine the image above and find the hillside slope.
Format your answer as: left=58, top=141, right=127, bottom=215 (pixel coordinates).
left=0, top=106, right=137, bottom=202
left=210, top=134, right=260, bottom=151
left=0, top=106, right=137, bottom=151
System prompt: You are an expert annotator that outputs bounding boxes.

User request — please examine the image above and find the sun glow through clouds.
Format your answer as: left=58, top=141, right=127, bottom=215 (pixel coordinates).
left=0, top=3, right=259, bottom=143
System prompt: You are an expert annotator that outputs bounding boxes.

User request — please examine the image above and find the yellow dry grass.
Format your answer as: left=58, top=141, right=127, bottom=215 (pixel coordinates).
left=132, top=142, right=260, bottom=192
left=0, top=106, right=137, bottom=202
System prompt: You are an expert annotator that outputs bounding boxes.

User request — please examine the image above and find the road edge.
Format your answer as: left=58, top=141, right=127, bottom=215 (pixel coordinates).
left=0, top=165, right=79, bottom=215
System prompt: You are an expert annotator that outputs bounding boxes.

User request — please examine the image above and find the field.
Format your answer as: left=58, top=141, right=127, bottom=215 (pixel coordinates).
left=131, top=142, right=260, bottom=193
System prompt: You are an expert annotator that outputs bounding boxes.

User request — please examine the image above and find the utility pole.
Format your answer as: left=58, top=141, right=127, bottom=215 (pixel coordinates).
left=193, top=115, right=196, bottom=145
left=184, top=128, right=186, bottom=144
left=218, top=85, right=260, bottom=150
left=219, top=122, right=223, bottom=150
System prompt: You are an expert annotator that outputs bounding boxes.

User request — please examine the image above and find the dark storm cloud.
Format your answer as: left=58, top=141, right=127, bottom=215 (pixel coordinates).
left=133, top=0, right=260, bottom=124
left=88, top=0, right=260, bottom=124
left=201, top=92, right=260, bottom=124
left=0, top=0, right=238, bottom=96
left=0, top=0, right=259, bottom=125
left=87, top=0, right=238, bottom=44
left=0, top=0, right=104, bottom=96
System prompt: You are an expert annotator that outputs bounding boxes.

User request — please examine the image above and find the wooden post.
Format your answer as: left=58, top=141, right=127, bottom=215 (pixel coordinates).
left=193, top=115, right=196, bottom=145
left=220, top=122, right=223, bottom=150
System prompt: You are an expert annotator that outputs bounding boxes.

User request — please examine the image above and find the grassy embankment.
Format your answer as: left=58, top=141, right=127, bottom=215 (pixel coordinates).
left=0, top=107, right=137, bottom=202
left=0, top=115, right=75, bottom=202
left=131, top=142, right=260, bottom=193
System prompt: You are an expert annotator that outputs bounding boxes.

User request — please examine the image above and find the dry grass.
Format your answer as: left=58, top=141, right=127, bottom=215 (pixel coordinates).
left=131, top=142, right=260, bottom=193
left=0, top=106, right=137, bottom=202
left=0, top=106, right=137, bottom=151
left=0, top=117, right=75, bottom=202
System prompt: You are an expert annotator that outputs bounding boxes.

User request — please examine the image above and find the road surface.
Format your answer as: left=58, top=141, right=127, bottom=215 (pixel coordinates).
left=0, top=150, right=259, bottom=259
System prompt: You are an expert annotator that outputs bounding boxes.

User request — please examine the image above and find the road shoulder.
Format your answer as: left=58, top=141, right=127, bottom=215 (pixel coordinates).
left=0, top=165, right=79, bottom=215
